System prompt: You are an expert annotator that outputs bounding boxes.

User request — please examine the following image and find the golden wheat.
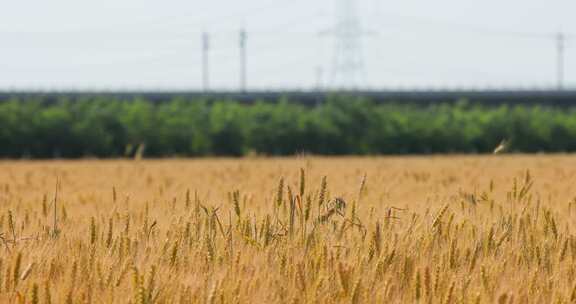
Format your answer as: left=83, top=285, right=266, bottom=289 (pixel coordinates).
left=0, top=155, right=574, bottom=303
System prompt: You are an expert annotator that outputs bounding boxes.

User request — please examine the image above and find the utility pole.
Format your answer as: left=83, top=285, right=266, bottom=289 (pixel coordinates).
left=239, top=29, right=247, bottom=92
left=202, top=32, right=210, bottom=92
left=556, top=32, right=565, bottom=90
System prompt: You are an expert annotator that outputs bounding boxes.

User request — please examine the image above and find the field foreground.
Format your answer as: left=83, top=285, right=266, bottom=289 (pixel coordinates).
left=1, top=155, right=576, bottom=303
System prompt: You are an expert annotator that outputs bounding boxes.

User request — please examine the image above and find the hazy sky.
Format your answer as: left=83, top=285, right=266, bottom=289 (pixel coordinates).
left=0, top=0, right=574, bottom=90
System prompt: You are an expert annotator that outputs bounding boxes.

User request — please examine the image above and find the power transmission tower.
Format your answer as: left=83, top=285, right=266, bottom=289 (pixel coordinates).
left=239, top=29, right=247, bottom=92
left=326, top=0, right=367, bottom=90
left=556, top=32, right=565, bottom=90
left=202, top=32, right=210, bottom=92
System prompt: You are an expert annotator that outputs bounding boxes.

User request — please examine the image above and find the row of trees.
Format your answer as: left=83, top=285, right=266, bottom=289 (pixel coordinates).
left=0, top=97, right=574, bottom=158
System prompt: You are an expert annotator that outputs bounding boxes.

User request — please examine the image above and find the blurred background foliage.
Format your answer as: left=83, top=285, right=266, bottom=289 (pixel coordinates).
left=0, top=96, right=575, bottom=158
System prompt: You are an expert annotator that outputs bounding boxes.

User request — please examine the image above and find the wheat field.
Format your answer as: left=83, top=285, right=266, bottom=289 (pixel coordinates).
left=1, top=155, right=576, bottom=303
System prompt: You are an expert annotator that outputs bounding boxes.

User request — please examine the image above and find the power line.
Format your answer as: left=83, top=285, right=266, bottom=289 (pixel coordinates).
left=249, top=11, right=327, bottom=34
left=371, top=13, right=576, bottom=41
left=368, top=14, right=574, bottom=90
left=0, top=0, right=312, bottom=35
left=2, top=6, right=575, bottom=90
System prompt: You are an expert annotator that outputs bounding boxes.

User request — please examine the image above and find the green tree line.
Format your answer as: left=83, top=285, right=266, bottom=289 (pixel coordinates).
left=0, top=96, right=575, bottom=158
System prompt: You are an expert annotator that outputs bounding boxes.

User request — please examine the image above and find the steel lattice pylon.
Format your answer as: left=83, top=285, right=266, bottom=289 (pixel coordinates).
left=329, top=0, right=366, bottom=90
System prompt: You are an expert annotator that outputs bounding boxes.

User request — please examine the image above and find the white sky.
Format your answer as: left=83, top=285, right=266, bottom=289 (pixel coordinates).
left=0, top=0, right=574, bottom=90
